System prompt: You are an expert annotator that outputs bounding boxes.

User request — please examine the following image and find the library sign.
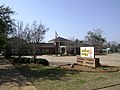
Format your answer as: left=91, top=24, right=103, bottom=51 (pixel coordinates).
left=77, top=47, right=100, bottom=67
left=80, top=47, right=94, bottom=58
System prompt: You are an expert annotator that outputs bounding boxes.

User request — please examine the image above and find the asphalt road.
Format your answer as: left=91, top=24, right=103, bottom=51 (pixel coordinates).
left=35, top=54, right=120, bottom=66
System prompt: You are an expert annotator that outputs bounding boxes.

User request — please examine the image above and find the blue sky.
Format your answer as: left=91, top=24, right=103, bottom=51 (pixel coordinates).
left=0, top=0, right=120, bottom=43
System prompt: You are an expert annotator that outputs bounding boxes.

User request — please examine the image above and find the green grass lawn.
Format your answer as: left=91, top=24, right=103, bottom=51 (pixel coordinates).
left=15, top=65, right=120, bottom=90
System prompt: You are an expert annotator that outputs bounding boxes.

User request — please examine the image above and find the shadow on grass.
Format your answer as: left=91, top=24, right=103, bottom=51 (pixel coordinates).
left=15, top=65, right=79, bottom=81
left=0, top=68, right=30, bottom=86
left=0, top=57, right=33, bottom=87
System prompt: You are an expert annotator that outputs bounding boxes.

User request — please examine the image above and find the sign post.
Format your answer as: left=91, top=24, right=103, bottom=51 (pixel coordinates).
left=76, top=47, right=100, bottom=67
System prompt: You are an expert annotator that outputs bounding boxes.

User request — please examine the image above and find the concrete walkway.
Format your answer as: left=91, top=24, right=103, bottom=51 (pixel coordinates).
left=99, top=85, right=120, bottom=90
left=0, top=57, right=37, bottom=90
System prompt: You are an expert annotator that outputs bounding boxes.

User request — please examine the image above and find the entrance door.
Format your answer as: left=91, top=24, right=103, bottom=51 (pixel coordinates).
left=61, top=48, right=65, bottom=54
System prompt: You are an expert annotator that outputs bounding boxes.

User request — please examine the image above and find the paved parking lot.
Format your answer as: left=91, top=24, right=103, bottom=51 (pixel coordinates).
left=96, top=54, right=120, bottom=66
left=36, top=54, right=120, bottom=66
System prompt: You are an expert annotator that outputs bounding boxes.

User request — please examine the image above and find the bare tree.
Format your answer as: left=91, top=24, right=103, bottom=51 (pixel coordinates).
left=10, top=21, right=27, bottom=59
left=84, top=28, right=106, bottom=54
left=107, top=41, right=119, bottom=53
left=27, top=21, right=49, bottom=59
left=10, top=21, right=49, bottom=60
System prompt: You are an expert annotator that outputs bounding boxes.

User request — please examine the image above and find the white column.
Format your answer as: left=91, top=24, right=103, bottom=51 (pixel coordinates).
left=58, top=42, right=60, bottom=53
left=65, top=46, right=67, bottom=54
left=74, top=47, right=76, bottom=54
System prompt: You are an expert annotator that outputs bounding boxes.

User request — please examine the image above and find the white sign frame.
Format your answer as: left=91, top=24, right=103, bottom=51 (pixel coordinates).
left=80, top=47, right=94, bottom=58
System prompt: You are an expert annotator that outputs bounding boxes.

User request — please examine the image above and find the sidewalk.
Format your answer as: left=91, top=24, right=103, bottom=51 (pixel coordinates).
left=0, top=56, right=37, bottom=90
left=98, top=84, right=120, bottom=90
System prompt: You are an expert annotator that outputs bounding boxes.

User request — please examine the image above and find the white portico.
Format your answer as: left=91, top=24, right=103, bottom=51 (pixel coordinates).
left=49, top=37, right=73, bottom=55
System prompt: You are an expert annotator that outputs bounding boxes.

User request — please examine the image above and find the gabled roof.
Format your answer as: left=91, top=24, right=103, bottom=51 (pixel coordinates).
left=48, top=37, right=72, bottom=42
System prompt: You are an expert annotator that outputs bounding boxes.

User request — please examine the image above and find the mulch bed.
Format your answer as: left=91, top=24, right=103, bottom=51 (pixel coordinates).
left=58, top=64, right=119, bottom=73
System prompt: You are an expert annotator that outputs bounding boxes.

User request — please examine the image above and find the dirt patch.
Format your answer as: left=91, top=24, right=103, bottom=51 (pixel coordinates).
left=59, top=64, right=119, bottom=73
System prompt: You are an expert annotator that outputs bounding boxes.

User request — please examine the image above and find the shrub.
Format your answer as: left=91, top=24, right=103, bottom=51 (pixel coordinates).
left=12, top=57, right=49, bottom=66
left=25, top=58, right=31, bottom=64
left=36, top=59, right=49, bottom=66
left=13, top=57, right=32, bottom=64
left=13, top=58, right=19, bottom=64
left=19, top=57, right=26, bottom=64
